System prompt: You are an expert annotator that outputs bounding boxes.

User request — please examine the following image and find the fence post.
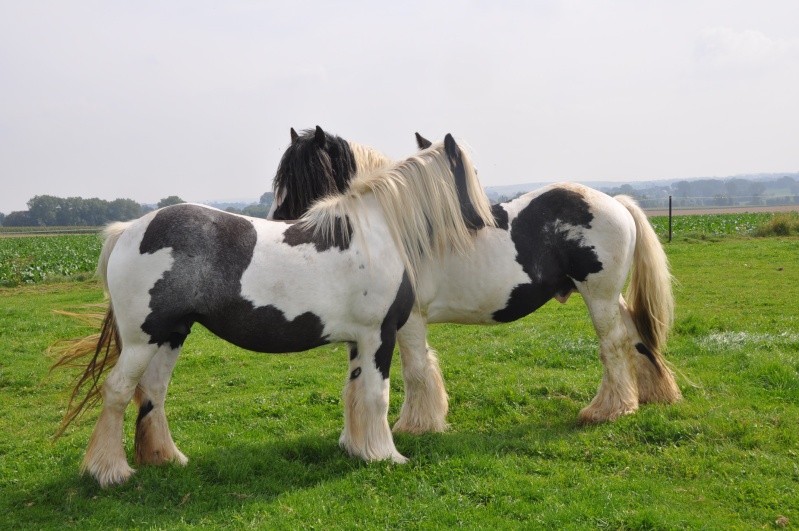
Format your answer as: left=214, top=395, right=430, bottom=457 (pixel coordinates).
left=668, top=195, right=672, bottom=243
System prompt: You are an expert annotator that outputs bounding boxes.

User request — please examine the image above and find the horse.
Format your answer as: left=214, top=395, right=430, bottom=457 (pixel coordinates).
left=269, top=126, right=681, bottom=435
left=52, top=134, right=497, bottom=488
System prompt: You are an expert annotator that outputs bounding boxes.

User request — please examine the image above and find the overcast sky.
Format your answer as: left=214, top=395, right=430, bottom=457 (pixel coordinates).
left=1, top=1, right=798, bottom=214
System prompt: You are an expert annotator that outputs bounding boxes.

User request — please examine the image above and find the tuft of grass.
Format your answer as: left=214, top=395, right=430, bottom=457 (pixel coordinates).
left=754, top=211, right=799, bottom=237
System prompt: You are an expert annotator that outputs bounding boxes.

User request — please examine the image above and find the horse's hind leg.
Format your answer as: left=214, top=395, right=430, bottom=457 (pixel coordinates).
left=579, top=296, right=639, bottom=423
left=133, top=344, right=188, bottom=467
left=340, top=338, right=407, bottom=463
left=82, top=342, right=159, bottom=487
left=618, top=298, right=681, bottom=404
left=393, top=312, right=448, bottom=434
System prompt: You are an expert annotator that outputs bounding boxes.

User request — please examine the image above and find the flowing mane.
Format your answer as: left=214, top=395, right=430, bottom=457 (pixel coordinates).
left=349, top=140, right=392, bottom=176
left=301, top=139, right=496, bottom=290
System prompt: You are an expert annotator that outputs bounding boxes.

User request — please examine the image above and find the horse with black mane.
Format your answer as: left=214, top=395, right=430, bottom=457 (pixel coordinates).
left=270, top=126, right=681, bottom=435
left=53, top=134, right=495, bottom=487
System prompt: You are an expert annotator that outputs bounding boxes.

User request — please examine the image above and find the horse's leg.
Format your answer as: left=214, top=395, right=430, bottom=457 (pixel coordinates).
left=617, top=296, right=682, bottom=404
left=579, top=296, right=639, bottom=423
left=339, top=338, right=407, bottom=463
left=392, top=311, right=448, bottom=434
left=133, top=344, right=188, bottom=467
left=81, top=342, right=159, bottom=487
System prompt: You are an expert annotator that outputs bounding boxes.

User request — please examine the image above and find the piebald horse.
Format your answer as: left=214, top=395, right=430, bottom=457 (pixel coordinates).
left=53, top=135, right=496, bottom=487
left=269, top=126, right=681, bottom=435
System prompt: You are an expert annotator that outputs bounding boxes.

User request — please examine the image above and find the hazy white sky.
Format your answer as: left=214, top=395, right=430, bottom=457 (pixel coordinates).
left=1, top=1, right=798, bottom=213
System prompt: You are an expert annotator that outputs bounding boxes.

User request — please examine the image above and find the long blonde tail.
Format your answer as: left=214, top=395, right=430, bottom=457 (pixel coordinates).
left=614, top=195, right=674, bottom=361
left=49, top=223, right=129, bottom=438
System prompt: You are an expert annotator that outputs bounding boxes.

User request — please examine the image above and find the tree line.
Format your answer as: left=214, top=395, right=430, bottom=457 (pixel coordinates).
left=0, top=192, right=274, bottom=227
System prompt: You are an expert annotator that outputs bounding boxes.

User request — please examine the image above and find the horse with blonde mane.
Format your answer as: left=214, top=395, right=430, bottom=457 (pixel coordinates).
left=269, top=126, right=681, bottom=435
left=53, top=134, right=495, bottom=488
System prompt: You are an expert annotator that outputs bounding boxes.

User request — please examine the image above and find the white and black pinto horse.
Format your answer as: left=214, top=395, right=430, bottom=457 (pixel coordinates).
left=270, top=126, right=681, bottom=435
left=53, top=134, right=496, bottom=488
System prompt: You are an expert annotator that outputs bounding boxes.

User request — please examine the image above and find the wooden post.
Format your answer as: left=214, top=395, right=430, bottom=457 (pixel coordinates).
left=668, top=195, right=673, bottom=243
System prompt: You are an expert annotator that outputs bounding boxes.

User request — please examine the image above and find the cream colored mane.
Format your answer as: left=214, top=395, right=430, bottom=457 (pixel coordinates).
left=301, top=140, right=496, bottom=291
left=348, top=141, right=393, bottom=176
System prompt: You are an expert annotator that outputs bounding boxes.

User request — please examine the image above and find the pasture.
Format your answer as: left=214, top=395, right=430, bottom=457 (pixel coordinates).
left=1, top=219, right=798, bottom=529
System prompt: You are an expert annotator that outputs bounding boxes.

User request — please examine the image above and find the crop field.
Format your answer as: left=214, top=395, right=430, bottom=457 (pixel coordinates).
left=648, top=212, right=775, bottom=238
left=0, top=234, right=102, bottom=286
left=1, top=215, right=798, bottom=529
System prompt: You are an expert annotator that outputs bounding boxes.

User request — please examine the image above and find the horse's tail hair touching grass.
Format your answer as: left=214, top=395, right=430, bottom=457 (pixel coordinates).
left=614, top=195, right=675, bottom=363
left=48, top=222, right=130, bottom=439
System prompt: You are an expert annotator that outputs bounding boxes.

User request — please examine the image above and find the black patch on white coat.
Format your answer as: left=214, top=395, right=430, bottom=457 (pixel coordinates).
left=491, top=203, right=510, bottom=230
left=282, top=216, right=352, bottom=252
left=139, top=204, right=330, bottom=353
left=492, top=188, right=603, bottom=323
left=136, top=399, right=154, bottom=427
left=635, top=342, right=662, bottom=374
left=373, top=272, right=415, bottom=379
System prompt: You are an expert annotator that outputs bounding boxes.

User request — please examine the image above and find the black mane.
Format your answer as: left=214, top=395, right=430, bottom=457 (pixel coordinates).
left=272, top=126, right=357, bottom=220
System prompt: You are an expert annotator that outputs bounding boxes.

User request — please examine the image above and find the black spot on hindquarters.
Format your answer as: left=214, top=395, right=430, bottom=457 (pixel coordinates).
left=282, top=216, right=352, bottom=252
left=136, top=399, right=154, bottom=427
left=635, top=342, right=662, bottom=375
left=372, top=272, right=415, bottom=379
left=492, top=188, right=603, bottom=323
left=351, top=367, right=362, bottom=380
left=138, top=204, right=330, bottom=352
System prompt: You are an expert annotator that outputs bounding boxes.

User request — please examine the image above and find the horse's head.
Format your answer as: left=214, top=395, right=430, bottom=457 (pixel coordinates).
left=413, top=132, right=488, bottom=231
left=270, top=126, right=357, bottom=220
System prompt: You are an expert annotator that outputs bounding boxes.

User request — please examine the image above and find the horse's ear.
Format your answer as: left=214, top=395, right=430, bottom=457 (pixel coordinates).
left=314, top=125, right=327, bottom=148
left=415, top=132, right=432, bottom=150
left=444, top=134, right=461, bottom=167
left=444, top=133, right=484, bottom=231
left=290, top=127, right=299, bottom=143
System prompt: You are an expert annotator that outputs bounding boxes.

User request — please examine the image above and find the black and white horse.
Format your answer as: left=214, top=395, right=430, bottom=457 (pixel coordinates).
left=270, top=126, right=681, bottom=435
left=54, top=134, right=496, bottom=488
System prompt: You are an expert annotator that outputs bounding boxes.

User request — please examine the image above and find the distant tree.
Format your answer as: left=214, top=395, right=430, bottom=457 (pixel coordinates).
left=242, top=203, right=270, bottom=219
left=259, top=191, right=274, bottom=206
left=27, top=195, right=60, bottom=226
left=672, top=181, right=692, bottom=198
left=3, top=211, right=35, bottom=227
left=157, top=196, right=185, bottom=209
left=108, top=198, right=142, bottom=221
left=0, top=212, right=5, bottom=225
left=225, top=206, right=243, bottom=214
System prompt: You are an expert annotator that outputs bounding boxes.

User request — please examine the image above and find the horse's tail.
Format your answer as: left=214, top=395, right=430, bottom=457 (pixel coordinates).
left=49, top=222, right=129, bottom=439
left=614, top=195, right=674, bottom=364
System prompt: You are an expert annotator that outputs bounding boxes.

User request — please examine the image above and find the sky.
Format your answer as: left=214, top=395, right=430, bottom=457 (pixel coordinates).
left=1, top=1, right=798, bottom=214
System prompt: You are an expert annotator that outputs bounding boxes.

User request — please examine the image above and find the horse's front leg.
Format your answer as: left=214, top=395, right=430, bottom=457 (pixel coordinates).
left=133, top=344, right=188, bottom=467
left=392, top=311, right=448, bottom=434
left=339, top=336, right=407, bottom=463
left=82, top=343, right=158, bottom=487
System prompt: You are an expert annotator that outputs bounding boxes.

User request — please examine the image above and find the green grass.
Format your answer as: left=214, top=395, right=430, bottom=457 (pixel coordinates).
left=2, top=237, right=799, bottom=529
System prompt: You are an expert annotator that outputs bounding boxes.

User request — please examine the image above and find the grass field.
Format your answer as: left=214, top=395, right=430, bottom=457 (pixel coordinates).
left=1, top=229, right=798, bottom=529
